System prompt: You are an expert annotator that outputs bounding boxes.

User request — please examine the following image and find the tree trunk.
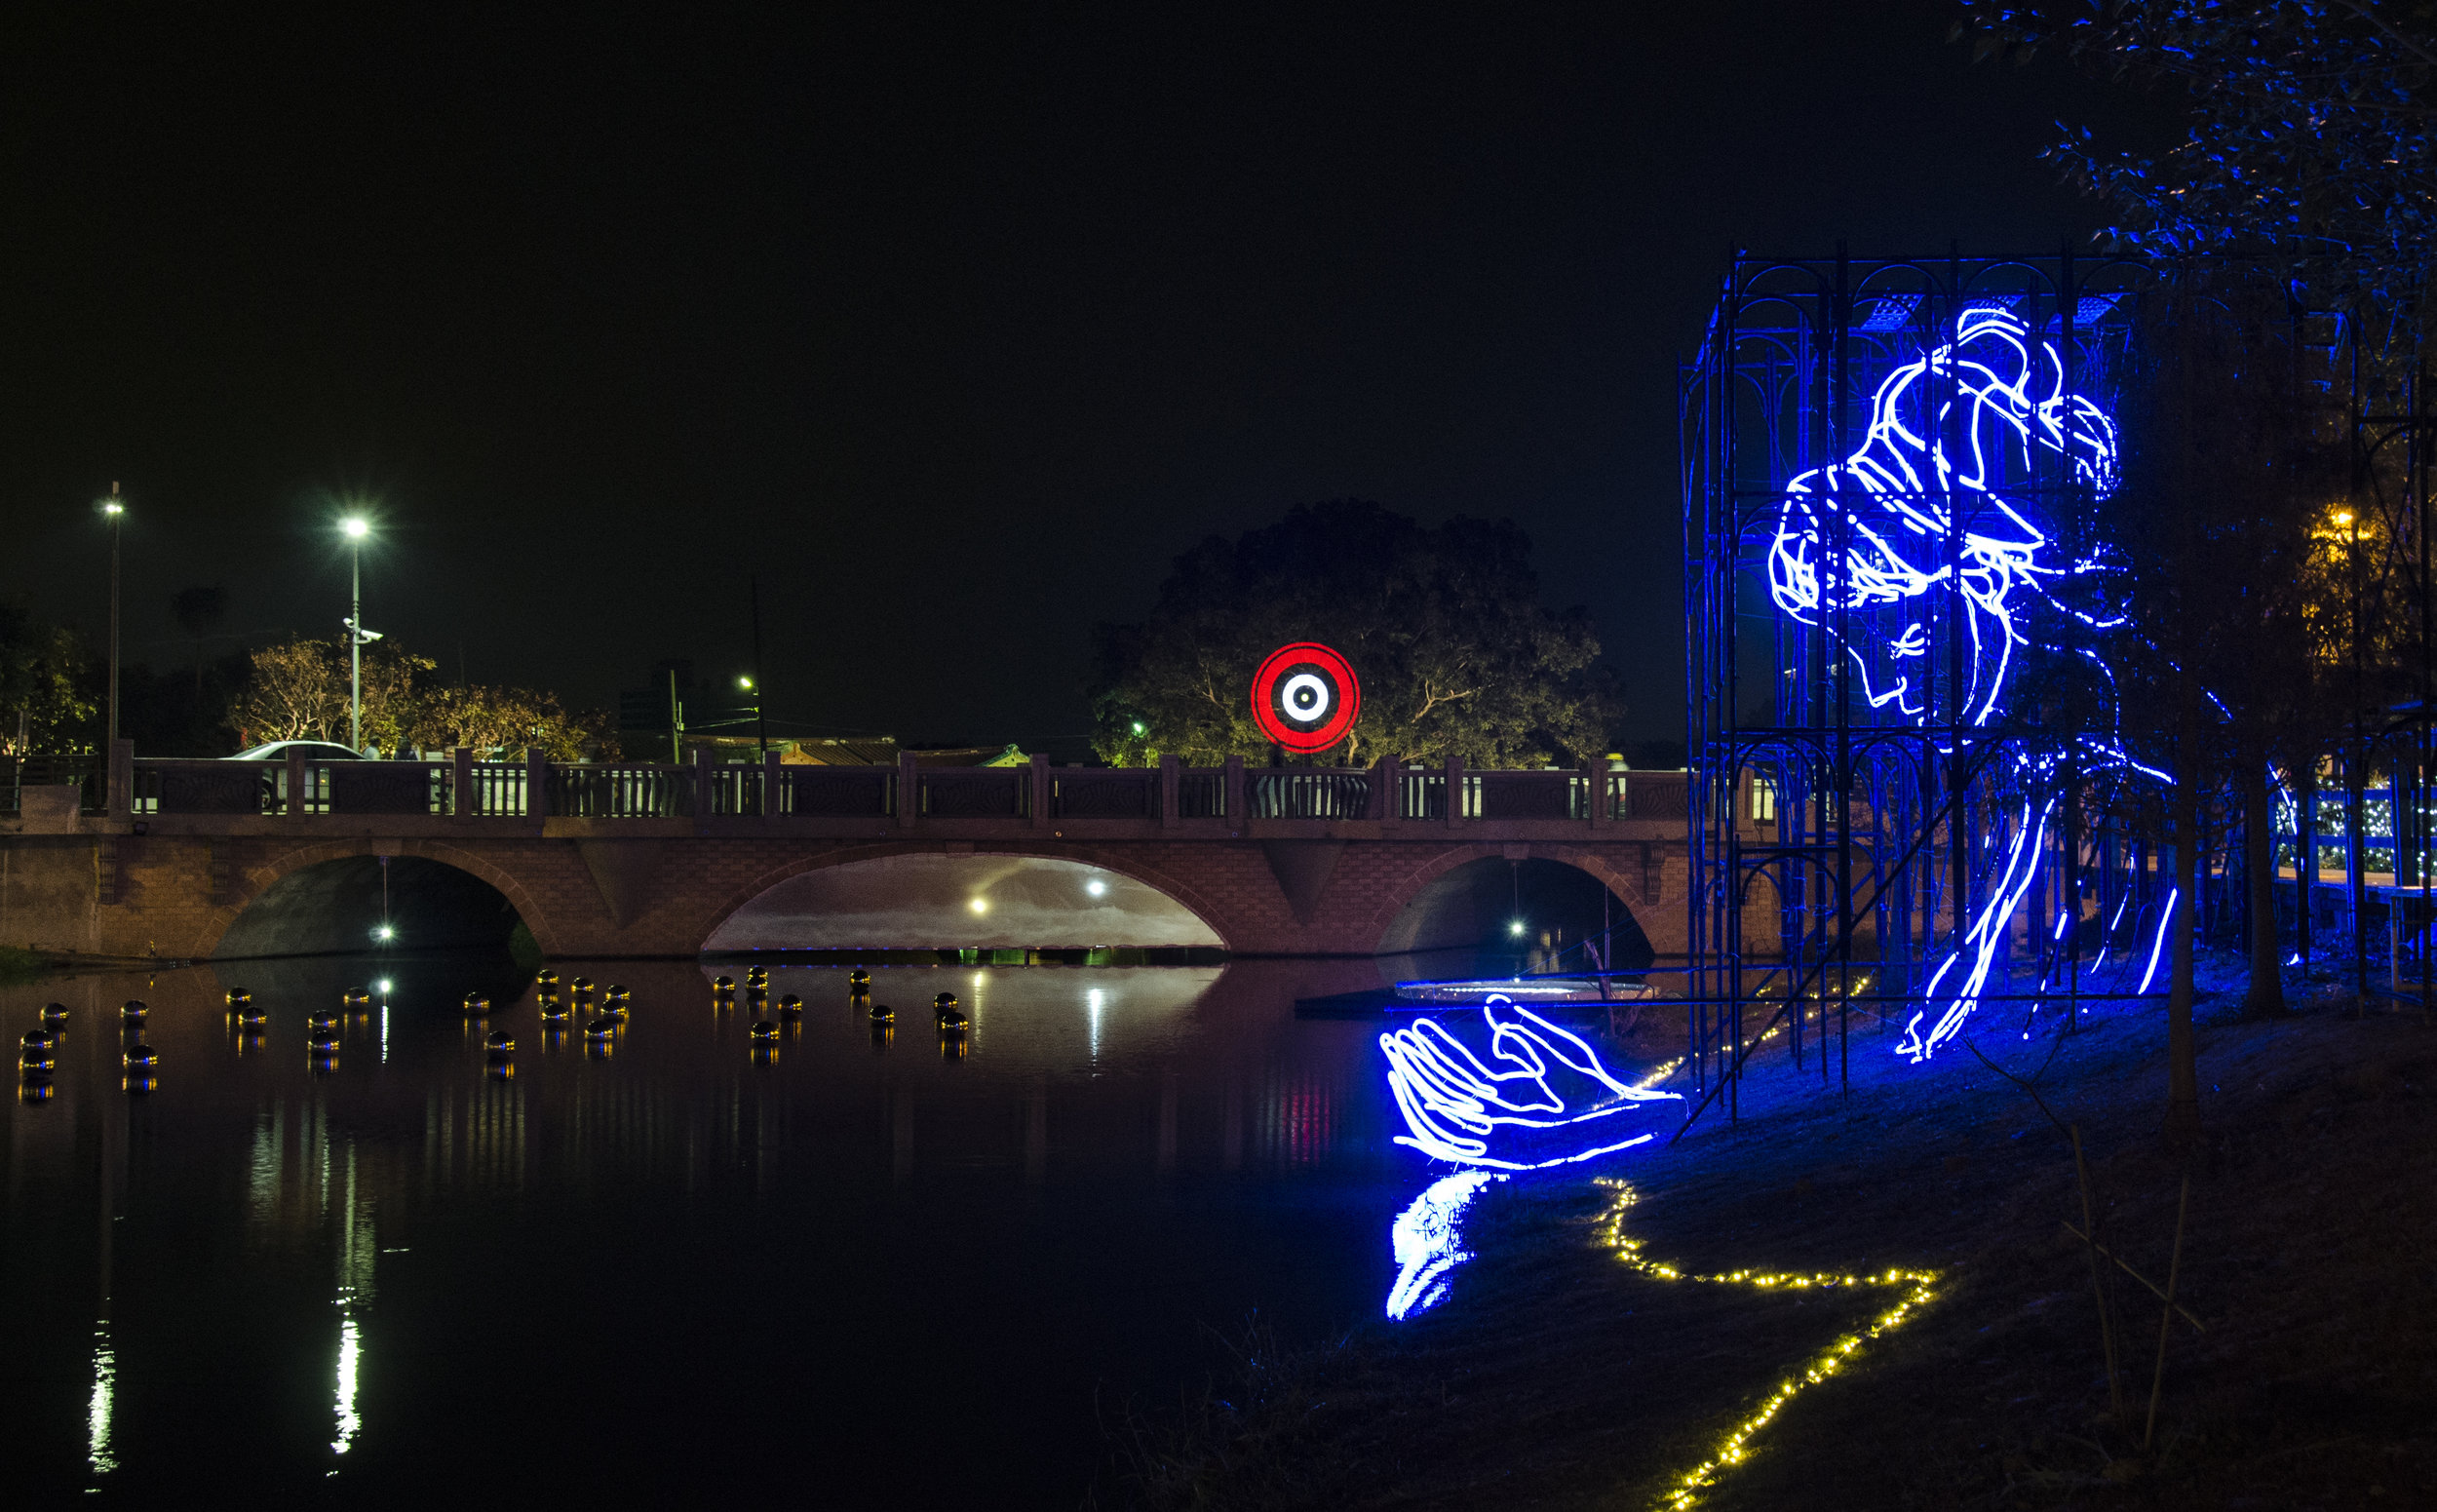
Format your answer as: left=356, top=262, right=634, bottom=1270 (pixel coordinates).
left=2239, top=752, right=2288, bottom=1016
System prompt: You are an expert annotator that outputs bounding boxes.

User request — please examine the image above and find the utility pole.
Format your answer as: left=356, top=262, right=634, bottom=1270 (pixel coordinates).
left=668, top=668, right=684, bottom=765
left=100, top=484, right=124, bottom=752
left=750, top=573, right=768, bottom=756
left=341, top=517, right=375, bottom=753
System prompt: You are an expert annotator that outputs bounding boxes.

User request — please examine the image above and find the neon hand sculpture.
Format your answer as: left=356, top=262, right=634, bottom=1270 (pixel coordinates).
left=1381, top=995, right=1683, bottom=1170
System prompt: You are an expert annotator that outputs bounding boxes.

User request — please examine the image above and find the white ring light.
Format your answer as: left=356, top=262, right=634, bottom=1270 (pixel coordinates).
left=1282, top=672, right=1332, bottom=723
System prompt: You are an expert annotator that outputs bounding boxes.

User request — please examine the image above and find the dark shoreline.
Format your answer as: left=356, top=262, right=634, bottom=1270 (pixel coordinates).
left=1111, top=952, right=2437, bottom=1510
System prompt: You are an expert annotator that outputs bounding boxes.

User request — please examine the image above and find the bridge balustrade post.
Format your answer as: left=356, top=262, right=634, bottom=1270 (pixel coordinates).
left=691, top=747, right=715, bottom=819
left=1584, top=756, right=1606, bottom=832
left=898, top=752, right=921, bottom=831
left=525, top=747, right=550, bottom=820
left=1223, top=756, right=1245, bottom=831
left=452, top=747, right=476, bottom=817
left=1369, top=754, right=1394, bottom=824
left=1446, top=755, right=1465, bottom=829
left=287, top=747, right=310, bottom=818
left=107, top=739, right=134, bottom=821
left=1029, top=753, right=1049, bottom=829
left=762, top=751, right=783, bottom=820
left=1159, top=755, right=1180, bottom=828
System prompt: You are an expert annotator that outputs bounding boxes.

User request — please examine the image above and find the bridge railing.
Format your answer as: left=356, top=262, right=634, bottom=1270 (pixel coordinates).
left=10, top=755, right=107, bottom=816
left=550, top=762, right=691, bottom=818
left=921, top=767, right=1027, bottom=819
left=1249, top=769, right=1369, bottom=819
left=1052, top=768, right=1154, bottom=819
left=102, top=753, right=1692, bottom=829
left=779, top=765, right=895, bottom=818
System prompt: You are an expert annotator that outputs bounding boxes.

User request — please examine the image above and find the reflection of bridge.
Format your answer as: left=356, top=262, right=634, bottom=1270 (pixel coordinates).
left=1, top=747, right=1709, bottom=960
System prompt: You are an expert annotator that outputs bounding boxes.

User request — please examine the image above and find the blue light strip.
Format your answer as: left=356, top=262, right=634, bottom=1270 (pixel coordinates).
left=2136, top=888, right=2179, bottom=997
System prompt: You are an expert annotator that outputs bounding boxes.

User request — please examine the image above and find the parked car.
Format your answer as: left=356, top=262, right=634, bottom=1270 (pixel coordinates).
left=227, top=741, right=367, bottom=761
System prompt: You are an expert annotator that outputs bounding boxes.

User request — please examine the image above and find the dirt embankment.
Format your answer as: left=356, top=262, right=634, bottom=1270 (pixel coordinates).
left=1115, top=962, right=2437, bottom=1511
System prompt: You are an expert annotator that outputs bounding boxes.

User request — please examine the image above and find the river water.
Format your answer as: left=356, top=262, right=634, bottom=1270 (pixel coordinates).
left=1, top=953, right=1453, bottom=1507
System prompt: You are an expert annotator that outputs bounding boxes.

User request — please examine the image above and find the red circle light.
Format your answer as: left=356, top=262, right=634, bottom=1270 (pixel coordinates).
left=1251, top=642, right=1361, bottom=755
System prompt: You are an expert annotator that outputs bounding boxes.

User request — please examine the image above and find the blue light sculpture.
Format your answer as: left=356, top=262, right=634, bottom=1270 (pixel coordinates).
left=1755, top=304, right=2174, bottom=1063
left=1763, top=306, right=2120, bottom=728
left=1380, top=995, right=1682, bottom=1171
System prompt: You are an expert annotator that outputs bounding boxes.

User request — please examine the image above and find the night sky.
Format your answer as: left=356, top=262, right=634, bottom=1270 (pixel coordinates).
left=0, top=3, right=2150, bottom=751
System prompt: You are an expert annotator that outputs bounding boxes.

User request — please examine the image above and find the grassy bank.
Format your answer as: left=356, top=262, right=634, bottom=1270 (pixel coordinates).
left=0, top=945, right=53, bottom=987
left=1113, top=959, right=2437, bottom=1509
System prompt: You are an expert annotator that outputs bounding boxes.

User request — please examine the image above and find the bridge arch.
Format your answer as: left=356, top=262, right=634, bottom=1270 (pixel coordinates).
left=1368, top=845, right=1657, bottom=968
left=700, top=845, right=1231, bottom=952
left=203, top=839, right=555, bottom=960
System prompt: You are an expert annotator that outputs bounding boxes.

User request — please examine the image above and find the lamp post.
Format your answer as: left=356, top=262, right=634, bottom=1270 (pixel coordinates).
left=99, top=485, right=124, bottom=752
left=736, top=677, right=762, bottom=755
left=340, top=517, right=374, bottom=753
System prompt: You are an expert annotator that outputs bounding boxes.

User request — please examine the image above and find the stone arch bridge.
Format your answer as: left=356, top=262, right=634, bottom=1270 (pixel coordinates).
left=0, top=750, right=1711, bottom=961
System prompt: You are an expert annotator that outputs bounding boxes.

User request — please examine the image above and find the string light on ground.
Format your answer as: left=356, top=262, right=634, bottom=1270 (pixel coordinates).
left=1590, top=1182, right=1939, bottom=1511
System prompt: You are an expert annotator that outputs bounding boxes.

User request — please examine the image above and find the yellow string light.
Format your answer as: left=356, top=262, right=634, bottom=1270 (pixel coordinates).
left=1590, top=1181, right=1940, bottom=1511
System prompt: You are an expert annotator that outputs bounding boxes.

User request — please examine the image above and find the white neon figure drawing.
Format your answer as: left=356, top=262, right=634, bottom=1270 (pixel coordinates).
left=1758, top=306, right=2168, bottom=1064
left=1380, top=996, right=1683, bottom=1171
left=1764, top=305, right=2119, bottom=727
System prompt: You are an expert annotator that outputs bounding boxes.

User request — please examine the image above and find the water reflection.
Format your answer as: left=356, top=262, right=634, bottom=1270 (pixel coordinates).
left=1384, top=1171, right=1500, bottom=1321
left=331, top=1314, right=362, bottom=1456
left=4, top=953, right=1499, bottom=1506
left=87, top=1321, right=115, bottom=1477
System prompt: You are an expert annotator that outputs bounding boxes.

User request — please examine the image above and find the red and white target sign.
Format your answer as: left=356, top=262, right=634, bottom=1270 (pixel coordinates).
left=1251, top=642, right=1361, bottom=755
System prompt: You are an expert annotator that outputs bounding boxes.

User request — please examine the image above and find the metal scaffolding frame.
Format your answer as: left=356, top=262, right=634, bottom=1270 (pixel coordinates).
left=1678, top=247, right=2159, bottom=1120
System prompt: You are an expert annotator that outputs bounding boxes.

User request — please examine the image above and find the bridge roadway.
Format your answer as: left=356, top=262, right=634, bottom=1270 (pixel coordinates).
left=0, top=747, right=1708, bottom=961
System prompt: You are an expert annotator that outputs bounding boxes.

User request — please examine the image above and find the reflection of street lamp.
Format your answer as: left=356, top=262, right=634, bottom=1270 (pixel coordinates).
left=339, top=518, right=378, bottom=753
left=99, top=485, right=125, bottom=751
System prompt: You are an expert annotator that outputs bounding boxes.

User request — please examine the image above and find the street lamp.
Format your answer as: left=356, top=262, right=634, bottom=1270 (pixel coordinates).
left=99, top=485, right=124, bottom=752
left=339, top=517, right=380, bottom=753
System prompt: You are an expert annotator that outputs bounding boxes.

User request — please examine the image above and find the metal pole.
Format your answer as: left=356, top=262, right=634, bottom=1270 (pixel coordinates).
left=105, top=484, right=122, bottom=753
left=750, top=573, right=768, bottom=756
left=350, top=539, right=363, bottom=754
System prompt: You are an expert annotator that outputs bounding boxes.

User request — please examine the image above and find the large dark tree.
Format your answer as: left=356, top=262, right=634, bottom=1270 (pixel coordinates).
left=1090, top=501, right=1620, bottom=767
left=1963, top=0, right=2437, bottom=311
left=1960, top=1, right=2437, bottom=1140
